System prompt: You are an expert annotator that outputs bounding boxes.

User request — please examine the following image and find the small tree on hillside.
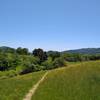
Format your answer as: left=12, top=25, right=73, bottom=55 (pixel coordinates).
left=16, top=47, right=29, bottom=55
left=32, top=48, right=48, bottom=63
left=48, top=51, right=60, bottom=61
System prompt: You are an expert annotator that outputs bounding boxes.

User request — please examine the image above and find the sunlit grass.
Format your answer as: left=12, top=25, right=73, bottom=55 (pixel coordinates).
left=32, top=61, right=100, bottom=100
left=0, top=71, right=45, bottom=100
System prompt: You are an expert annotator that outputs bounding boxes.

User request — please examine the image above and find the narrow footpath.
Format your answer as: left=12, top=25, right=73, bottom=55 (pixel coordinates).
left=23, top=72, right=48, bottom=100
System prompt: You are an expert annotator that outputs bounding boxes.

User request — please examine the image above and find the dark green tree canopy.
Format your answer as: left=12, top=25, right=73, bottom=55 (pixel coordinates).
left=47, top=51, right=60, bottom=61
left=32, top=48, right=48, bottom=62
left=16, top=47, right=29, bottom=55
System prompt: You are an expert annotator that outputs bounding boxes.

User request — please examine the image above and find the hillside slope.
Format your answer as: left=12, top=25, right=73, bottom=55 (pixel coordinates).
left=32, top=61, right=100, bottom=100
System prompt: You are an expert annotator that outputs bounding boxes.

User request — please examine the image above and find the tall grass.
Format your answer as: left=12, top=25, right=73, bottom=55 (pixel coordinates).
left=0, top=71, right=45, bottom=100
left=32, top=61, right=100, bottom=100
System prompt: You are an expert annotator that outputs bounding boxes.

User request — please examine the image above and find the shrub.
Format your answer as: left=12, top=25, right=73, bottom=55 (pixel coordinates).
left=5, top=70, right=17, bottom=77
left=41, top=57, right=53, bottom=70
left=53, top=57, right=66, bottom=68
left=32, top=65, right=44, bottom=71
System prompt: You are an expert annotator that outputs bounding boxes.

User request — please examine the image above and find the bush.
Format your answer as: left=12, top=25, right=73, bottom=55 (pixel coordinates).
left=5, top=70, right=17, bottom=77
left=42, top=61, right=53, bottom=70
left=41, top=57, right=53, bottom=70
left=53, top=57, right=66, bottom=68
left=17, top=64, right=34, bottom=75
left=32, top=65, right=44, bottom=71
left=0, top=70, right=17, bottom=79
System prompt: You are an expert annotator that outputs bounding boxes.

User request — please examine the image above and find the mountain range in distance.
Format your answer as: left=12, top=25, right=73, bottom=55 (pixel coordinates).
left=64, top=48, right=100, bottom=54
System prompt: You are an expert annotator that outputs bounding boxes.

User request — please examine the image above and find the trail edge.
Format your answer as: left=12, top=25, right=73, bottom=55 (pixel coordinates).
left=23, top=71, right=48, bottom=100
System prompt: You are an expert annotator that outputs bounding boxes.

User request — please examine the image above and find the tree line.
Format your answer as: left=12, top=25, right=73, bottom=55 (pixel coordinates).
left=0, top=47, right=66, bottom=77
left=0, top=46, right=100, bottom=78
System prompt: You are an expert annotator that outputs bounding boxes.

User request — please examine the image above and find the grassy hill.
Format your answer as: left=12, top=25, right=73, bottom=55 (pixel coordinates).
left=32, top=61, right=100, bottom=100
left=0, top=61, right=100, bottom=100
left=0, top=71, right=45, bottom=100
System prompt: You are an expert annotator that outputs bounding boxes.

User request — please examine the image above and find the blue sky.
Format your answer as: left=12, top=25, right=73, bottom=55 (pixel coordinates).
left=0, top=0, right=100, bottom=51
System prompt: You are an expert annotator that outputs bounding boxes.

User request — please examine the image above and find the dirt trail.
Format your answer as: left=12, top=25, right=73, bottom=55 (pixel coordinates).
left=23, top=72, right=48, bottom=100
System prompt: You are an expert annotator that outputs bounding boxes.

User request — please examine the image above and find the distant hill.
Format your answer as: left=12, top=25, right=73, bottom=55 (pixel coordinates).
left=0, top=46, right=16, bottom=53
left=63, top=48, right=100, bottom=54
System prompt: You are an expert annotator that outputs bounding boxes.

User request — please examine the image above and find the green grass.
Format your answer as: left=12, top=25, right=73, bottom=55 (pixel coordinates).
left=0, top=71, right=45, bottom=100
left=32, top=61, right=100, bottom=100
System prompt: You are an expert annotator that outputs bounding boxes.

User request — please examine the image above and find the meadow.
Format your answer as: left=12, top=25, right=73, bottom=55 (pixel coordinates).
left=32, top=61, right=100, bottom=100
left=0, top=71, right=45, bottom=100
left=0, top=61, right=100, bottom=100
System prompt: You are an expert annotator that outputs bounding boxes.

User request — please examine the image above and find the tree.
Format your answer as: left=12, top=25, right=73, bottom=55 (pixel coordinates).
left=32, top=48, right=48, bottom=63
left=22, top=48, right=29, bottom=55
left=0, top=53, right=8, bottom=71
left=16, top=47, right=29, bottom=55
left=16, top=47, right=22, bottom=55
left=47, top=51, right=60, bottom=61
